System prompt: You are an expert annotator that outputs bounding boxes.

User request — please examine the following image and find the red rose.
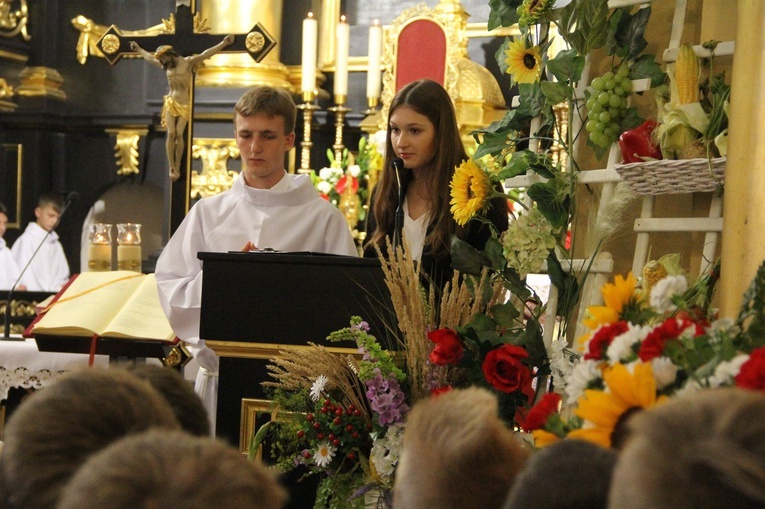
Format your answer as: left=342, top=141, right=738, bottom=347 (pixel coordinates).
left=482, top=344, right=531, bottom=395
left=735, top=347, right=765, bottom=391
left=520, top=393, right=562, bottom=432
left=584, top=321, right=629, bottom=360
left=427, top=328, right=464, bottom=366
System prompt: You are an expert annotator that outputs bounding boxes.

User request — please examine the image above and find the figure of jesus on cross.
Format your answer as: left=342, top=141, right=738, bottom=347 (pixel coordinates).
left=131, top=35, right=234, bottom=181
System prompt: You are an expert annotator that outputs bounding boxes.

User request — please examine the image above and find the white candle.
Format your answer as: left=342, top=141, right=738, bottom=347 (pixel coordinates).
left=335, top=15, right=350, bottom=98
left=301, top=12, right=318, bottom=94
left=88, top=244, right=112, bottom=272
left=366, top=20, right=382, bottom=99
left=117, top=245, right=142, bottom=272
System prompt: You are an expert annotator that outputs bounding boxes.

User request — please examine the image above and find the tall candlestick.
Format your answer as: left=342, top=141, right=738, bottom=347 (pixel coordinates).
left=335, top=14, right=350, bottom=101
left=366, top=20, right=382, bottom=101
left=301, top=12, right=318, bottom=94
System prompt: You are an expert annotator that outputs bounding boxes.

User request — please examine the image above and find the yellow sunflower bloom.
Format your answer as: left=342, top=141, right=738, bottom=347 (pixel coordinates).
left=531, top=429, right=561, bottom=448
left=582, top=272, right=638, bottom=329
left=503, top=37, right=541, bottom=85
left=449, top=159, right=493, bottom=226
left=518, top=0, right=555, bottom=28
left=568, top=362, right=668, bottom=448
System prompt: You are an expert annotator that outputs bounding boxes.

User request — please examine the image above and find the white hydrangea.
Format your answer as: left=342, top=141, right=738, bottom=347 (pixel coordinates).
left=649, top=275, right=688, bottom=313
left=370, top=425, right=404, bottom=482
left=501, top=209, right=557, bottom=278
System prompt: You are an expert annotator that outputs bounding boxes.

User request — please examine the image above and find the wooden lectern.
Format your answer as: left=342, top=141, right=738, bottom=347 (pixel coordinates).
left=198, top=252, right=396, bottom=449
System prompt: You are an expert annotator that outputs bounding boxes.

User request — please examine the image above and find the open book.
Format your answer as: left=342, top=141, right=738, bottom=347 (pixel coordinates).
left=30, top=271, right=176, bottom=342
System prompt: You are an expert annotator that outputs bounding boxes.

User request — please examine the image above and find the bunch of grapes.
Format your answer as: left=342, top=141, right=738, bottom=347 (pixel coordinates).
left=585, top=63, right=633, bottom=148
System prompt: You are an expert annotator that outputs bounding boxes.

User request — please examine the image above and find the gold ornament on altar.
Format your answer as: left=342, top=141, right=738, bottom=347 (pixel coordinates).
left=245, top=31, right=265, bottom=53
left=100, top=34, right=120, bottom=54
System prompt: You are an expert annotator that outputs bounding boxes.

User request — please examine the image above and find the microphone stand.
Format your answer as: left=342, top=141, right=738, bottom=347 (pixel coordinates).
left=393, top=159, right=404, bottom=252
left=3, top=192, right=78, bottom=339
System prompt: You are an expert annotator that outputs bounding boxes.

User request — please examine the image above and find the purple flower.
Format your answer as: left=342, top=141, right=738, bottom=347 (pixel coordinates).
left=365, top=368, right=409, bottom=426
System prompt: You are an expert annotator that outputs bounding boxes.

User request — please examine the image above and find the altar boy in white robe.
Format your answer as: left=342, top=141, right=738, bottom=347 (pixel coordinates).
left=11, top=193, right=70, bottom=292
left=156, top=86, right=358, bottom=434
left=0, top=202, right=23, bottom=291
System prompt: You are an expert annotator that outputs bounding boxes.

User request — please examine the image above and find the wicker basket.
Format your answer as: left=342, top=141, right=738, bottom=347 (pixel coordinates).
left=614, top=157, right=726, bottom=195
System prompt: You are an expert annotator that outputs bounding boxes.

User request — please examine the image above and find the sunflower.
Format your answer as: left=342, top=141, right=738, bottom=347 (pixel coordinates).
left=517, top=0, right=554, bottom=28
left=567, top=362, right=668, bottom=448
left=449, top=159, right=493, bottom=226
left=583, top=272, right=640, bottom=330
left=503, top=37, right=541, bottom=84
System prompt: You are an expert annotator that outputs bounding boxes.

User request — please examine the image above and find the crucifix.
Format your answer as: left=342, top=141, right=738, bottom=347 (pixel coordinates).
left=95, top=0, right=276, bottom=233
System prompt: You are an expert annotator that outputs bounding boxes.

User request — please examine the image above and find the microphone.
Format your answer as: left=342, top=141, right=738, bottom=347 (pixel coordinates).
left=392, top=158, right=404, bottom=251
left=3, top=191, right=79, bottom=339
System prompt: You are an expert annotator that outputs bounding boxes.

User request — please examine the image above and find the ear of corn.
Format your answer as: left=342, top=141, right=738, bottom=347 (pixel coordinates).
left=674, top=44, right=700, bottom=105
left=642, top=260, right=668, bottom=293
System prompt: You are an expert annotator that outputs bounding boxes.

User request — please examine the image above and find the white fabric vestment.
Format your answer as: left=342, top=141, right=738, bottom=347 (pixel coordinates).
left=155, top=172, right=358, bottom=433
left=0, top=237, right=21, bottom=291
left=402, top=198, right=430, bottom=263
left=10, top=223, right=70, bottom=292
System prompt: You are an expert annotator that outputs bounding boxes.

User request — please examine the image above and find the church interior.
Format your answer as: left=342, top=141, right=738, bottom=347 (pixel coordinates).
left=3, top=0, right=765, bottom=508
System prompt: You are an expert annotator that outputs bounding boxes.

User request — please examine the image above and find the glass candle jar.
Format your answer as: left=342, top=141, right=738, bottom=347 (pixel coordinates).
left=88, top=223, right=113, bottom=271
left=117, top=223, right=142, bottom=272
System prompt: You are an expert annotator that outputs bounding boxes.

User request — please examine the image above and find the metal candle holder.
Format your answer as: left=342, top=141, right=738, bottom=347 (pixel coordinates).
left=328, top=94, right=351, bottom=164
left=297, top=90, right=319, bottom=174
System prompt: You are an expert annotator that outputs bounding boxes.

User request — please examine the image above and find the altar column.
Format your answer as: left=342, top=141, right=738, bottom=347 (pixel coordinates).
left=719, top=0, right=765, bottom=317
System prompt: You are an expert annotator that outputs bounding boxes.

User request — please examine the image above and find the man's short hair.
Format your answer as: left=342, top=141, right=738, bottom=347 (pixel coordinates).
left=0, top=368, right=179, bottom=509
left=57, top=429, right=288, bottom=509
left=503, top=439, right=617, bottom=509
left=609, top=388, right=765, bottom=509
left=234, top=86, right=296, bottom=135
left=393, top=387, right=531, bottom=509
left=125, top=364, right=210, bottom=436
left=36, top=192, right=65, bottom=214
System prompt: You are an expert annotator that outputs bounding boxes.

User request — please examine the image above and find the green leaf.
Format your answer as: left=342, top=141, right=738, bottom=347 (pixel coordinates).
left=629, top=54, right=666, bottom=88
left=737, top=260, right=765, bottom=350
left=491, top=301, right=521, bottom=328
left=488, top=0, right=522, bottom=31
left=559, top=0, right=610, bottom=56
left=586, top=136, right=610, bottom=160
left=517, top=82, right=545, bottom=117
left=606, top=8, right=628, bottom=58
left=545, top=253, right=581, bottom=318
left=619, top=106, right=644, bottom=132
left=526, top=180, right=570, bottom=231
left=618, top=7, right=650, bottom=61
left=541, top=81, right=570, bottom=106
left=546, top=49, right=585, bottom=83
left=473, top=131, right=515, bottom=160
left=450, top=237, right=491, bottom=276
left=495, top=38, right=513, bottom=75
left=483, top=236, right=506, bottom=271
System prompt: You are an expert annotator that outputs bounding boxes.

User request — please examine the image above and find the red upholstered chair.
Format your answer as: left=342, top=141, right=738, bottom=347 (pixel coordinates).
left=394, top=19, right=447, bottom=90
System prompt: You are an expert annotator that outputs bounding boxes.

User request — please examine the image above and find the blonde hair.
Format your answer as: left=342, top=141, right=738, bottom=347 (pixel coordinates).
left=609, top=388, right=765, bottom=509
left=393, top=387, right=530, bottom=509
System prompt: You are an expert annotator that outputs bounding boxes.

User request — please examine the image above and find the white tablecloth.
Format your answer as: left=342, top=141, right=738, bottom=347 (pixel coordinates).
left=0, top=338, right=109, bottom=400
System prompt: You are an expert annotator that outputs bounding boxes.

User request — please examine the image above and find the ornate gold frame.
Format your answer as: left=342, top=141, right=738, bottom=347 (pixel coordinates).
left=240, top=398, right=298, bottom=457
left=0, top=0, right=30, bottom=41
left=2, top=143, right=22, bottom=228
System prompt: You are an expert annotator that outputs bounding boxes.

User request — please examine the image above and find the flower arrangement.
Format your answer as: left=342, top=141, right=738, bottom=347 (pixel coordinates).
left=525, top=258, right=765, bottom=449
left=260, top=317, right=403, bottom=508
left=310, top=135, right=383, bottom=243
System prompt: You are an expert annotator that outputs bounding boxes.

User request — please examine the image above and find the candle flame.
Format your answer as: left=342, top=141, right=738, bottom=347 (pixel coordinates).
left=307, top=11, right=313, bottom=18
left=340, top=14, right=347, bottom=23
left=373, top=19, right=379, bottom=25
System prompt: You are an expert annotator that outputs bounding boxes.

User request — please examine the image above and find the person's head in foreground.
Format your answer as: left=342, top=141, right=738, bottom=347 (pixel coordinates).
left=393, top=386, right=531, bottom=509
left=503, top=439, right=617, bottom=509
left=0, top=368, right=179, bottom=509
left=57, top=429, right=288, bottom=509
left=608, top=387, right=765, bottom=509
